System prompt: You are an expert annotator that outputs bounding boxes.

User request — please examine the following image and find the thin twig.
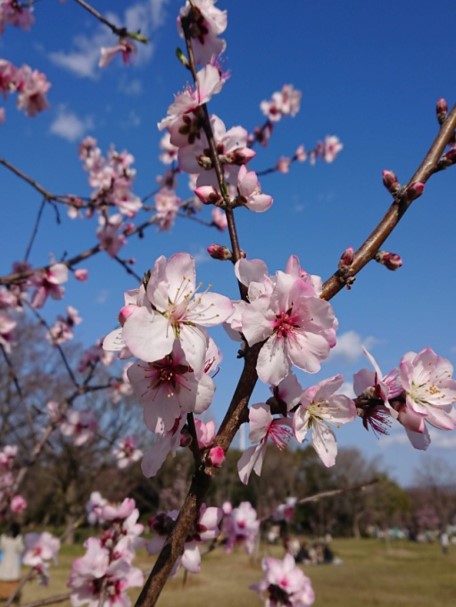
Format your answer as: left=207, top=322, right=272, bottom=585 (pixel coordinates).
left=321, top=105, right=456, bottom=301
left=24, top=198, right=47, bottom=262
left=298, top=478, right=379, bottom=504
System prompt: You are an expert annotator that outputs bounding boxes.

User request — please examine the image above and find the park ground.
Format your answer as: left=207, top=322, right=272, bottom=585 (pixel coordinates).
left=21, top=538, right=456, bottom=607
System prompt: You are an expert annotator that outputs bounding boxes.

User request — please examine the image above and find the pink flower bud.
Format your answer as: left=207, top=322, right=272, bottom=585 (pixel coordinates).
left=207, top=244, right=232, bottom=260
left=10, top=495, right=27, bottom=514
left=405, top=182, right=425, bottom=202
left=295, top=145, right=307, bottom=162
left=74, top=268, right=88, bottom=281
left=194, top=186, right=223, bottom=205
left=382, top=170, right=400, bottom=194
left=118, top=304, right=137, bottom=325
left=436, top=98, right=448, bottom=124
left=208, top=446, right=225, bottom=467
left=227, top=147, right=256, bottom=165
left=338, top=246, right=355, bottom=269
left=375, top=250, right=403, bottom=271
left=123, top=222, right=135, bottom=235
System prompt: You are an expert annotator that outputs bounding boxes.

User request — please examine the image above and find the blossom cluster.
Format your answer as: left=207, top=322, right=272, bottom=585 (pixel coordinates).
left=104, top=252, right=233, bottom=476
left=354, top=347, right=456, bottom=449
left=0, top=0, right=34, bottom=34
left=69, top=494, right=144, bottom=607
left=251, top=553, right=315, bottom=607
left=0, top=58, right=50, bottom=122
left=23, top=531, right=61, bottom=584
left=0, top=444, right=27, bottom=515
left=147, top=503, right=222, bottom=574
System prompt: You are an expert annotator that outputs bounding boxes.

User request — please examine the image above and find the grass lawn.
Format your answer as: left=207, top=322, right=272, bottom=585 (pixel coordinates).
left=20, top=538, right=456, bottom=607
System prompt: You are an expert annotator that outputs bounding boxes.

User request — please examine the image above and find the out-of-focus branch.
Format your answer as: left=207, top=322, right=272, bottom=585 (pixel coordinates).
left=298, top=478, right=379, bottom=504
left=321, top=105, right=456, bottom=301
left=73, top=0, right=148, bottom=43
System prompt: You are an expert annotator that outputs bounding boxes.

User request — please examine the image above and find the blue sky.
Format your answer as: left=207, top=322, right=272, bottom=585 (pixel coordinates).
left=1, top=0, right=456, bottom=486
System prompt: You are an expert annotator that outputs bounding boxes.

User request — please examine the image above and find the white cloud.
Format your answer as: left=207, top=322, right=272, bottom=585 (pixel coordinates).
left=329, top=330, right=377, bottom=363
left=49, top=30, right=112, bottom=79
left=50, top=106, right=93, bottom=142
left=96, top=289, right=110, bottom=305
left=48, top=0, right=170, bottom=79
left=118, top=77, right=144, bottom=96
left=428, top=428, right=456, bottom=449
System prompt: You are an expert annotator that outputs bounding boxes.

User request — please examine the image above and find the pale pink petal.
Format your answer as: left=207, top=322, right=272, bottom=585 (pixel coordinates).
left=311, top=421, right=337, bottom=467
left=123, top=308, right=174, bottom=362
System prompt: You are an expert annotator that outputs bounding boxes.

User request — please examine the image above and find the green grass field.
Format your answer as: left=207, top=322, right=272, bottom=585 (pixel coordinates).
left=20, top=538, right=456, bottom=607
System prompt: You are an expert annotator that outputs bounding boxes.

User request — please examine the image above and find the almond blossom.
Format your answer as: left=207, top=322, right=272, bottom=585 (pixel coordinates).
left=15, top=65, right=50, bottom=116
left=99, top=38, right=136, bottom=68
left=0, top=0, right=34, bottom=33
left=147, top=504, right=222, bottom=574
left=224, top=501, right=260, bottom=555
left=30, top=263, right=68, bottom=308
left=158, top=63, right=227, bottom=132
left=178, top=0, right=227, bottom=66
left=237, top=404, right=293, bottom=485
left=118, top=252, right=233, bottom=373
left=235, top=263, right=337, bottom=385
left=294, top=375, right=356, bottom=467
left=112, top=436, right=143, bottom=469
left=127, top=340, right=215, bottom=433
left=397, top=348, right=456, bottom=444
left=60, top=409, right=98, bottom=446
left=260, top=84, right=302, bottom=122
left=251, top=553, right=315, bottom=607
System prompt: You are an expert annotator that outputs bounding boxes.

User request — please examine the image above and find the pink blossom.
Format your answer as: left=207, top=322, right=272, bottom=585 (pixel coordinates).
left=154, top=187, right=180, bottom=231
left=127, top=341, right=215, bottom=433
left=159, top=132, right=179, bottom=164
left=141, top=417, right=184, bottom=478
left=251, top=553, right=315, bottom=607
left=0, top=59, right=17, bottom=96
left=238, top=404, right=293, bottom=484
left=69, top=537, right=143, bottom=607
left=10, top=494, right=27, bottom=513
left=30, top=263, right=68, bottom=308
left=294, top=375, right=356, bottom=467
left=277, top=156, right=291, bottom=173
left=60, top=410, right=98, bottom=446
left=0, top=312, right=16, bottom=352
left=23, top=532, right=60, bottom=569
left=211, top=207, right=227, bottom=230
left=224, top=501, right=259, bottom=555
left=47, top=306, right=82, bottom=345
left=194, top=419, right=216, bottom=448
left=260, top=85, right=302, bottom=122
left=398, top=348, right=456, bottom=440
left=97, top=214, right=127, bottom=257
left=236, top=165, right=273, bottom=212
left=273, top=497, right=297, bottom=522
left=112, top=436, right=143, bottom=469
left=238, top=267, right=337, bottom=385
left=0, top=1, right=35, bottom=33
left=86, top=492, right=108, bottom=525
left=158, top=64, right=227, bottom=132
left=74, top=268, right=89, bottom=281
left=208, top=446, right=225, bottom=467
left=120, top=252, right=233, bottom=373
left=99, top=38, right=136, bottom=68
left=15, top=65, right=50, bottom=116
left=0, top=445, right=17, bottom=472
left=178, top=0, right=227, bottom=65
left=322, top=135, right=343, bottom=163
